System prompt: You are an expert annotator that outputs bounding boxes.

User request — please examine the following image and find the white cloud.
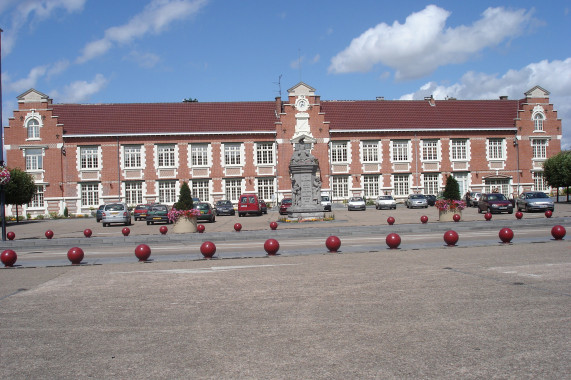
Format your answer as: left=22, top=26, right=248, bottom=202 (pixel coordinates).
left=124, top=51, right=161, bottom=69
left=399, top=58, right=571, bottom=149
left=54, top=74, right=109, bottom=103
left=329, top=5, right=533, bottom=80
left=5, top=65, right=48, bottom=93
left=77, top=0, right=208, bottom=63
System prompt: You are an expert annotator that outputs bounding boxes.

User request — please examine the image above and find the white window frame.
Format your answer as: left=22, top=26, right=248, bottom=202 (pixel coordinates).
left=392, top=140, right=409, bottom=162
left=190, top=144, right=209, bottom=167
left=451, top=139, right=467, bottom=161
left=362, top=141, right=380, bottom=163
left=157, top=144, right=176, bottom=168
left=393, top=174, right=410, bottom=196
left=256, top=178, right=275, bottom=201
left=331, top=141, right=348, bottom=163
left=487, top=139, right=504, bottom=160
left=532, top=139, right=548, bottom=159
left=423, top=173, right=439, bottom=195
left=225, top=178, right=243, bottom=202
left=533, top=172, right=547, bottom=191
left=81, top=183, right=100, bottom=206
left=124, top=182, right=143, bottom=205
left=123, top=145, right=142, bottom=169
left=191, top=179, right=210, bottom=202
left=224, top=143, right=242, bottom=166
left=25, top=148, right=43, bottom=171
left=80, top=146, right=99, bottom=169
left=422, top=140, right=438, bottom=161
left=332, top=176, right=349, bottom=198
left=256, top=142, right=275, bottom=165
left=363, top=175, right=380, bottom=198
left=158, top=181, right=177, bottom=203
left=29, top=185, right=44, bottom=208
left=534, top=113, right=544, bottom=132
left=26, top=119, right=40, bottom=139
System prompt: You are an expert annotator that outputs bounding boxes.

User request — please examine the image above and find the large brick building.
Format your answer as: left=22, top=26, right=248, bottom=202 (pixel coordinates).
left=3, top=82, right=562, bottom=217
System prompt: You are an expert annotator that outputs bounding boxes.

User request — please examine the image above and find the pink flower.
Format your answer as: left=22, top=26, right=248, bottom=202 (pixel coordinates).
left=167, top=208, right=201, bottom=222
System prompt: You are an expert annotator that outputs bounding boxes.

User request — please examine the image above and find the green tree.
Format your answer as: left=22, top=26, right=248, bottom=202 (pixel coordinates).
left=173, top=181, right=194, bottom=210
left=183, top=97, right=198, bottom=102
left=543, top=151, right=571, bottom=202
left=442, top=175, right=461, bottom=201
left=4, top=168, right=36, bottom=222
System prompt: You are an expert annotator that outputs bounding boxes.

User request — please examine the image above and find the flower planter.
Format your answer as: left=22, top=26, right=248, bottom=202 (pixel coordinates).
left=172, top=216, right=197, bottom=233
left=439, top=209, right=462, bottom=222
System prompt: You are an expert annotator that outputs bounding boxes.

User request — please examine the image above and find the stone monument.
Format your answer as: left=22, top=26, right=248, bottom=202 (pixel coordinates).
left=288, top=137, right=325, bottom=220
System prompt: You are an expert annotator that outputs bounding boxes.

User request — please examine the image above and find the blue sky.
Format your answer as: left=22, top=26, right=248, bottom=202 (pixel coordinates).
left=1, top=0, right=570, bottom=147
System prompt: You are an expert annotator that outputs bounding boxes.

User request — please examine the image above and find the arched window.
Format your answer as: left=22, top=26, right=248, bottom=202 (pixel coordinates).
left=27, top=119, right=40, bottom=139
left=533, top=113, right=544, bottom=131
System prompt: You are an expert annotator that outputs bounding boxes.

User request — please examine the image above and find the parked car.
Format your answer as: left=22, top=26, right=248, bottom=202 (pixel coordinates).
left=516, top=191, right=554, bottom=212
left=259, top=200, right=268, bottom=214
left=215, top=200, right=235, bottom=216
left=238, top=193, right=263, bottom=217
left=96, top=204, right=104, bottom=222
left=279, top=198, right=292, bottom=215
left=405, top=194, right=428, bottom=208
left=321, top=194, right=332, bottom=211
left=478, top=193, right=514, bottom=214
left=133, top=204, right=151, bottom=221
left=101, top=203, right=131, bottom=227
left=374, top=195, right=396, bottom=210
left=468, top=192, right=481, bottom=207
left=425, top=194, right=437, bottom=206
left=194, top=202, right=216, bottom=223
left=347, top=196, right=366, bottom=211
left=146, top=204, right=171, bottom=225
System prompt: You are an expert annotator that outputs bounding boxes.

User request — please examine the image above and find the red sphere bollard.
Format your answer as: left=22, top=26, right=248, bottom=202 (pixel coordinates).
left=453, top=214, right=461, bottom=222
left=45, top=230, right=54, bottom=239
left=484, top=212, right=492, bottom=221
left=515, top=211, right=523, bottom=220
left=67, top=247, right=84, bottom=265
left=83, top=229, right=92, bottom=238
left=134, top=244, right=152, bottom=261
left=545, top=210, right=553, bottom=218
left=443, top=230, right=459, bottom=246
left=386, top=233, right=401, bottom=249
left=1, top=250, right=17, bottom=267
left=234, top=223, right=242, bottom=232
left=499, top=227, right=514, bottom=244
left=269, top=221, right=278, bottom=230
left=159, top=225, right=168, bottom=235
left=200, top=241, right=217, bottom=259
left=420, top=215, right=428, bottom=224
left=122, top=227, right=130, bottom=236
left=387, top=216, right=395, bottom=225
left=6, top=231, right=15, bottom=240
left=551, top=225, right=566, bottom=240
left=325, top=235, right=341, bottom=252
left=197, top=224, right=205, bottom=233
left=264, top=239, right=280, bottom=256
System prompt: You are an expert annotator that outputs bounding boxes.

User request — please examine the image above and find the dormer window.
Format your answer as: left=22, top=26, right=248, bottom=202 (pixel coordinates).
left=533, top=113, right=544, bottom=131
left=27, top=119, right=40, bottom=139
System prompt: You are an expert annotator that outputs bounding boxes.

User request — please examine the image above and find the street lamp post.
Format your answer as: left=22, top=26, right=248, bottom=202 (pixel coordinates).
left=0, top=28, right=6, bottom=242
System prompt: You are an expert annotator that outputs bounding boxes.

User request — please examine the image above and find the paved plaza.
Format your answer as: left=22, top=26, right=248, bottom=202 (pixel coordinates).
left=0, top=204, right=570, bottom=378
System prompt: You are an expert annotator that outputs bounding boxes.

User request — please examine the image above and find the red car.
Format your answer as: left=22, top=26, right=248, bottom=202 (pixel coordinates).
left=279, top=198, right=292, bottom=215
left=133, top=204, right=151, bottom=221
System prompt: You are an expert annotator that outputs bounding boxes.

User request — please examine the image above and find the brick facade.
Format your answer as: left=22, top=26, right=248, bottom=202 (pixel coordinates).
left=4, top=83, right=562, bottom=217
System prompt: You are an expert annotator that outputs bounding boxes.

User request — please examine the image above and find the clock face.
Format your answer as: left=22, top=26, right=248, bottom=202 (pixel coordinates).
left=296, top=97, right=309, bottom=111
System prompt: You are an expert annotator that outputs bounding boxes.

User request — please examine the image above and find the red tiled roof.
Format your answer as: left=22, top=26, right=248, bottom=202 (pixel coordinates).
left=321, top=99, right=522, bottom=130
left=53, top=102, right=278, bottom=136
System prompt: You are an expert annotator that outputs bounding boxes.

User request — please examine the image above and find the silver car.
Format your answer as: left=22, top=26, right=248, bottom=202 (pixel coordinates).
left=101, top=202, right=132, bottom=227
left=347, top=196, right=366, bottom=211
left=516, top=191, right=554, bottom=212
left=374, top=195, right=396, bottom=210
left=405, top=194, right=428, bottom=208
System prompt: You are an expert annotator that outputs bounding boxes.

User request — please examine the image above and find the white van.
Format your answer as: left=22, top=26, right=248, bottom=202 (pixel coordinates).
left=321, top=192, right=332, bottom=211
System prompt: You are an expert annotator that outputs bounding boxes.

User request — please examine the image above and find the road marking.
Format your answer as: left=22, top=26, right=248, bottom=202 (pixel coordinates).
left=112, top=263, right=299, bottom=274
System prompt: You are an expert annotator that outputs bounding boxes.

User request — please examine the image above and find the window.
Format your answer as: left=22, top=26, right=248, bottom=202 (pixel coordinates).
left=331, top=142, right=348, bottom=163
left=423, top=173, right=439, bottom=195
left=484, top=179, right=509, bottom=196
left=27, top=119, right=40, bottom=139
left=363, top=175, right=379, bottom=198
left=534, top=113, right=544, bottom=131
left=451, top=139, right=467, bottom=160
left=157, top=145, right=175, bottom=167
left=257, top=178, right=275, bottom=200
left=224, top=143, right=241, bottom=166
left=362, top=141, right=379, bottom=163
left=192, top=180, right=210, bottom=202
left=25, top=148, right=43, bottom=170
left=158, top=181, right=177, bottom=203
left=532, top=139, right=547, bottom=159
left=124, top=146, right=142, bottom=168
left=29, top=185, right=44, bottom=208
left=125, top=182, right=143, bottom=205
left=225, top=179, right=242, bottom=201
left=392, top=140, right=409, bottom=162
left=422, top=140, right=438, bottom=161
left=332, top=176, right=348, bottom=198
left=81, top=183, right=99, bottom=206
left=488, top=139, right=504, bottom=160
left=191, top=144, right=208, bottom=166
left=80, top=146, right=99, bottom=169
left=393, top=174, right=410, bottom=196
left=256, top=143, right=274, bottom=165
left=533, top=172, right=547, bottom=191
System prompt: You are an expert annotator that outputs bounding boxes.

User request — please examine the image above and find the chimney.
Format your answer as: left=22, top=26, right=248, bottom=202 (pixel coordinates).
left=275, top=96, right=283, bottom=115
left=424, top=95, right=435, bottom=106
left=376, top=96, right=385, bottom=101
left=499, top=95, right=508, bottom=100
